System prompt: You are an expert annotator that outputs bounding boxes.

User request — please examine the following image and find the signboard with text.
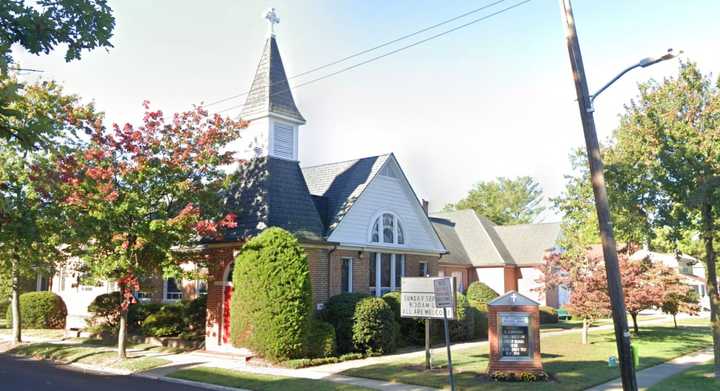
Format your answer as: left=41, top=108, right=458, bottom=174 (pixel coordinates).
left=433, top=278, right=454, bottom=308
left=400, top=277, right=456, bottom=319
left=499, top=312, right=531, bottom=360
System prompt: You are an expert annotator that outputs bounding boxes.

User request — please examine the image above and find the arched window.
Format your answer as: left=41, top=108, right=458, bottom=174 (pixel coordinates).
left=370, top=213, right=405, bottom=245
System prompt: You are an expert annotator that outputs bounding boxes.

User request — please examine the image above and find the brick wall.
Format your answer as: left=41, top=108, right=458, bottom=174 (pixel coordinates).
left=204, top=247, right=236, bottom=351
left=306, top=247, right=330, bottom=308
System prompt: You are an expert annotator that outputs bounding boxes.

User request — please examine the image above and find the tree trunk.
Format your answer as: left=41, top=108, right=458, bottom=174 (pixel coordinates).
left=582, top=318, right=589, bottom=344
left=630, top=312, right=639, bottom=334
left=10, top=259, right=22, bottom=345
left=673, top=314, right=677, bottom=329
left=117, top=307, right=128, bottom=359
left=701, top=202, right=720, bottom=378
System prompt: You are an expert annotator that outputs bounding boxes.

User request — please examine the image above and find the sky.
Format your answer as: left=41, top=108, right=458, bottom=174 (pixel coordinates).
left=13, top=0, right=720, bottom=221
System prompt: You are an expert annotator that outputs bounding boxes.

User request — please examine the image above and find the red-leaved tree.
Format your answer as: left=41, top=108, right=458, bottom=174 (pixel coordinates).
left=57, top=102, right=243, bottom=358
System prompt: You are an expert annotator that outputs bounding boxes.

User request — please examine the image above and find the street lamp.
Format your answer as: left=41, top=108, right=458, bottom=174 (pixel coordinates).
left=589, top=49, right=681, bottom=110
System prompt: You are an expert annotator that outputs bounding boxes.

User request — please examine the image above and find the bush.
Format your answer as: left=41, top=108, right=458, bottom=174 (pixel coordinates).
left=382, top=291, right=424, bottom=346
left=432, top=292, right=475, bottom=343
left=466, top=282, right=499, bottom=306
left=230, top=228, right=313, bottom=362
left=539, top=306, right=559, bottom=324
left=6, top=291, right=67, bottom=329
left=470, top=302, right=489, bottom=339
left=322, top=292, right=369, bottom=354
left=352, top=297, right=398, bottom=355
left=87, top=292, right=122, bottom=328
left=184, top=295, right=207, bottom=336
left=128, top=302, right=163, bottom=333
left=141, top=304, right=185, bottom=337
left=306, top=319, right=336, bottom=358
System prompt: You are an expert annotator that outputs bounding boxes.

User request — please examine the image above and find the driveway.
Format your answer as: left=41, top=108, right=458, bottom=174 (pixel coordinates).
left=0, top=354, right=206, bottom=391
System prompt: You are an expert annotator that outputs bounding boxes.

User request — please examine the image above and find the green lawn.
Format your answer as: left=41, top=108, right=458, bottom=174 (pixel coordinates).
left=648, top=360, right=719, bottom=391
left=0, top=328, right=66, bottom=339
left=169, top=367, right=374, bottom=391
left=7, top=341, right=171, bottom=373
left=343, top=319, right=712, bottom=391
left=540, top=314, right=666, bottom=333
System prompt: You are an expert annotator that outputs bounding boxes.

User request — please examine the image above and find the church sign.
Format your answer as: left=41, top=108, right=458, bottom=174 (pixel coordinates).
left=487, top=291, right=544, bottom=375
left=400, top=277, right=455, bottom=320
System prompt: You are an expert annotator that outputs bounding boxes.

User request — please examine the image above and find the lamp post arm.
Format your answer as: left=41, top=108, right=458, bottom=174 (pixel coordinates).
left=589, top=62, right=642, bottom=108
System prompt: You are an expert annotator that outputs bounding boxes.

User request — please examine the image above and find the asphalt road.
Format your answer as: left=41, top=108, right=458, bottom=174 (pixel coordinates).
left=0, top=354, right=207, bottom=391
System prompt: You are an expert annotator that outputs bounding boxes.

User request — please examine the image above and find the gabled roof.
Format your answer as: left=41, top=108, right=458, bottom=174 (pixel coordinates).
left=430, top=209, right=514, bottom=267
left=302, top=154, right=390, bottom=234
left=241, top=36, right=305, bottom=123
left=488, top=290, right=539, bottom=307
left=430, top=210, right=561, bottom=267
left=494, top=222, right=561, bottom=266
left=221, top=157, right=324, bottom=242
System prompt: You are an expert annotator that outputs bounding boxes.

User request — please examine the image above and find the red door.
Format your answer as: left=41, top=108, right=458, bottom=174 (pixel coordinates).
left=222, top=285, right=233, bottom=344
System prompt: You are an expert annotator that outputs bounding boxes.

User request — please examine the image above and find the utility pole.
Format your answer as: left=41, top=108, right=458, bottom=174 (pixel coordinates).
left=559, top=1, right=638, bottom=390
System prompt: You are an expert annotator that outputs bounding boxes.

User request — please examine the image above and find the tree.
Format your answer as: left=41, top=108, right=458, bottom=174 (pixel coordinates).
left=662, top=288, right=701, bottom=328
left=0, top=0, right=115, bottom=71
left=57, top=102, right=242, bottom=358
left=0, top=79, right=95, bottom=344
left=621, top=257, right=680, bottom=334
left=611, top=62, right=720, bottom=376
left=445, top=176, right=545, bottom=225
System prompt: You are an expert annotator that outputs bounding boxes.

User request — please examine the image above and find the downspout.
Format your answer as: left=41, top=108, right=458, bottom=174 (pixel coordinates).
left=327, top=244, right=338, bottom=305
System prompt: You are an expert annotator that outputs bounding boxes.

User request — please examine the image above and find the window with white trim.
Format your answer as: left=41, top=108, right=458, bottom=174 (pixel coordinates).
left=419, top=262, right=429, bottom=277
left=368, top=253, right=405, bottom=297
left=370, top=213, right=405, bottom=245
left=164, top=278, right=183, bottom=301
left=341, top=257, right=353, bottom=293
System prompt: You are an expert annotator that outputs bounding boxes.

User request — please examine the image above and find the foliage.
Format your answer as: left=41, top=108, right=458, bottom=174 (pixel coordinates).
left=5, top=291, right=66, bottom=328
left=352, top=297, right=397, bottom=355
left=127, top=302, right=163, bottom=333
left=306, top=319, right=336, bottom=358
left=86, top=291, right=122, bottom=329
left=185, top=295, right=207, bottom=336
left=141, top=304, right=185, bottom=337
left=0, top=0, right=115, bottom=71
left=466, top=281, right=499, bottom=306
left=445, top=176, right=545, bottom=225
left=621, top=257, right=683, bottom=333
left=470, top=302, right=489, bottom=339
left=432, top=292, right=475, bottom=342
left=539, top=306, right=559, bottom=324
left=662, top=287, right=701, bottom=328
left=382, top=291, right=424, bottom=346
left=56, top=101, right=242, bottom=357
left=230, top=228, right=312, bottom=361
left=490, top=370, right=549, bottom=382
left=322, top=292, right=370, bottom=354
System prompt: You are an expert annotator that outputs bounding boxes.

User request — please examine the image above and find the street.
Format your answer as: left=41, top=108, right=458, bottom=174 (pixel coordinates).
left=0, top=354, right=206, bottom=391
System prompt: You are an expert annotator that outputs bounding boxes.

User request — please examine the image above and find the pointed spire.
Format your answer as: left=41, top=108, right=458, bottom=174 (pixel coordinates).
left=240, top=17, right=305, bottom=124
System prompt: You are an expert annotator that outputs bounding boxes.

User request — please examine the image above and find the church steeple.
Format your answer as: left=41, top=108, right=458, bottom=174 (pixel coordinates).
left=235, top=8, right=304, bottom=162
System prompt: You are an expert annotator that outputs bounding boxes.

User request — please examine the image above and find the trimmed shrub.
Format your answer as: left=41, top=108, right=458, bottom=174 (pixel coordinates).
left=6, top=291, right=67, bottom=329
left=87, top=292, right=122, bottom=327
left=539, top=306, right=559, bottom=324
left=322, top=292, right=369, bottom=354
left=352, top=297, right=398, bottom=355
left=382, top=291, right=424, bottom=346
left=432, top=292, right=475, bottom=343
left=466, top=282, right=499, bottom=306
left=128, top=302, right=163, bottom=333
left=184, top=295, right=207, bottom=335
left=141, top=304, right=185, bottom=337
left=469, top=302, right=489, bottom=339
left=230, top=228, right=313, bottom=361
left=306, top=319, right=336, bottom=358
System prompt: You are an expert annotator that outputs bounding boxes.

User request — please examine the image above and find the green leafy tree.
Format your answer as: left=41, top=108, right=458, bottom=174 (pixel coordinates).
left=0, top=0, right=115, bottom=71
left=611, top=62, right=720, bottom=375
left=662, top=288, right=701, bottom=328
left=446, top=176, right=545, bottom=225
left=0, top=79, right=95, bottom=344
left=57, top=103, right=242, bottom=358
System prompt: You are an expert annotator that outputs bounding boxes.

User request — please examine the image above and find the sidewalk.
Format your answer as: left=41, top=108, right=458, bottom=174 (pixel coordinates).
left=585, top=348, right=714, bottom=391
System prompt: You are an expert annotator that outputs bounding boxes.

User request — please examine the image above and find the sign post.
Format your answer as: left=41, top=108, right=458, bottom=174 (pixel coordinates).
left=434, top=277, right=456, bottom=391
left=400, top=277, right=456, bottom=373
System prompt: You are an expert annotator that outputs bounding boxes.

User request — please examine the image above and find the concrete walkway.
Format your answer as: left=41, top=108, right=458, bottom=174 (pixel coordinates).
left=586, top=348, right=714, bottom=391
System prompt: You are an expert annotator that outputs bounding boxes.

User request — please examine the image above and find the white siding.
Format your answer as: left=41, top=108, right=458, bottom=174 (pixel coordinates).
left=518, top=266, right=545, bottom=305
left=328, top=159, right=444, bottom=253
left=475, top=267, right=505, bottom=295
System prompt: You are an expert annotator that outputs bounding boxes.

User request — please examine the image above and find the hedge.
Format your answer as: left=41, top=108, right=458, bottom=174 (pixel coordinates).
left=431, top=292, right=475, bottom=343
left=230, top=227, right=313, bottom=362
left=142, top=304, right=185, bottom=337
left=540, top=306, right=559, bottom=324
left=322, top=292, right=369, bottom=354
left=6, top=291, right=67, bottom=329
left=352, top=297, right=398, bottom=355
left=306, top=319, right=336, bottom=358
left=466, top=282, right=499, bottom=306
left=382, top=291, right=424, bottom=346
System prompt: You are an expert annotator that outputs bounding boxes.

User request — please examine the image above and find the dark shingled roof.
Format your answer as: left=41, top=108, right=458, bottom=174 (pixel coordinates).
left=222, top=157, right=324, bottom=242
left=241, top=36, right=305, bottom=123
left=430, top=217, right=471, bottom=265
left=302, top=154, right=390, bottom=235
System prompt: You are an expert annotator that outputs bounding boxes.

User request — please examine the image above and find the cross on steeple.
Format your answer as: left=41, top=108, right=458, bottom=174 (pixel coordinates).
left=264, top=8, right=280, bottom=36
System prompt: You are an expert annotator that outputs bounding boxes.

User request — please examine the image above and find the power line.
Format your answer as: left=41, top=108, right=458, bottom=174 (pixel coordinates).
left=204, top=0, right=509, bottom=108
left=216, top=0, right=532, bottom=114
